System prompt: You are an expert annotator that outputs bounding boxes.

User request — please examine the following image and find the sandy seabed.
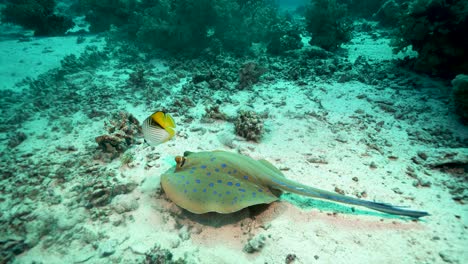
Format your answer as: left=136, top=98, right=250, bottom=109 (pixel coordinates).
left=0, top=27, right=467, bottom=264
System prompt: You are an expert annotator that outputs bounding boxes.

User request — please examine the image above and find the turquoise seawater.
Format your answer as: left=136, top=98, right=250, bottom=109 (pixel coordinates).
left=0, top=1, right=467, bottom=264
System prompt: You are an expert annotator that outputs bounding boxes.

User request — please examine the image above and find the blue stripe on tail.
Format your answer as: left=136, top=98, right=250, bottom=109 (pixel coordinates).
left=272, top=179, right=429, bottom=218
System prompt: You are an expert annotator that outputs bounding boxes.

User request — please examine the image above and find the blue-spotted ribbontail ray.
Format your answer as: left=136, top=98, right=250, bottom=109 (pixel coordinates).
left=161, top=151, right=429, bottom=218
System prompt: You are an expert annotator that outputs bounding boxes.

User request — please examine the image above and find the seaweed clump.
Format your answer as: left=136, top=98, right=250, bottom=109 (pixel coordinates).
left=1, top=0, right=74, bottom=36
left=305, top=0, right=352, bottom=50
left=391, top=0, right=468, bottom=77
left=234, top=110, right=265, bottom=142
left=95, top=111, right=142, bottom=160
left=451, top=74, right=468, bottom=123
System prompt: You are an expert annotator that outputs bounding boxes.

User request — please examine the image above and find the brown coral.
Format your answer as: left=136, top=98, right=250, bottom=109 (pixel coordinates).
left=238, top=62, right=267, bottom=89
left=451, top=74, right=468, bottom=122
left=95, top=111, right=142, bottom=159
left=234, top=110, right=265, bottom=142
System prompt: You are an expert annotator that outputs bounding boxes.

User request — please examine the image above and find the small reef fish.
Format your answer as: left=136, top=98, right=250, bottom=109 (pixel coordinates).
left=161, top=151, right=429, bottom=218
left=142, top=111, right=176, bottom=146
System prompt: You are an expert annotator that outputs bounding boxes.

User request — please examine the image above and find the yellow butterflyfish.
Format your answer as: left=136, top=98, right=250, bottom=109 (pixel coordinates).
left=142, top=111, right=176, bottom=146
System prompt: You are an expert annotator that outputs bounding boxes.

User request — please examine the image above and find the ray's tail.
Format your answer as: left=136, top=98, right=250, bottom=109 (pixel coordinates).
left=269, top=178, right=429, bottom=218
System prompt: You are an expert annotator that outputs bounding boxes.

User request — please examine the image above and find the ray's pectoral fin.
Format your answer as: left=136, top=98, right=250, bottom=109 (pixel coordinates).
left=161, top=169, right=278, bottom=214
left=258, top=159, right=286, bottom=177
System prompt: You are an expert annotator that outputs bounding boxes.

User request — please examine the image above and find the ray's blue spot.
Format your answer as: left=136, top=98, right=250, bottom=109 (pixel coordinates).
left=218, top=193, right=222, bottom=197
left=233, top=169, right=237, bottom=173
left=243, top=175, right=249, bottom=180
left=180, top=175, right=185, bottom=179
left=184, top=189, right=187, bottom=193
left=196, top=179, right=201, bottom=184
left=227, top=182, right=233, bottom=186
left=221, top=163, right=227, bottom=168
left=239, top=188, right=245, bottom=192
left=215, top=168, right=220, bottom=172
left=209, top=183, right=214, bottom=187
left=185, top=181, right=190, bottom=185
left=217, top=179, right=222, bottom=183
left=226, top=191, right=231, bottom=195
left=213, top=191, right=217, bottom=194
left=193, top=188, right=197, bottom=192
left=258, top=189, right=263, bottom=192
left=200, top=165, right=207, bottom=169
left=228, top=171, right=232, bottom=174
left=206, top=172, right=211, bottom=176
left=235, top=183, right=240, bottom=187
left=203, top=188, right=207, bottom=192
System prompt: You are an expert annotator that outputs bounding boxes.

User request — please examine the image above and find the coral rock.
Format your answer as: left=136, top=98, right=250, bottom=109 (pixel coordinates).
left=451, top=74, right=468, bottom=122
left=234, top=110, right=265, bottom=142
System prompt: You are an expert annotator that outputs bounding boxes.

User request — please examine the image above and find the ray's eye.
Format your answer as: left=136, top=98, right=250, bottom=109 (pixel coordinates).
left=175, top=156, right=187, bottom=167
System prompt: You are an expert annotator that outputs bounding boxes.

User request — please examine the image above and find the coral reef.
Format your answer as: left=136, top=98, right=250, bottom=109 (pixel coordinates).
left=7, top=132, right=27, bottom=148
left=234, top=110, right=265, bottom=142
left=57, top=46, right=107, bottom=77
left=341, top=0, right=385, bottom=18
left=201, top=105, right=228, bottom=123
left=206, top=0, right=281, bottom=55
left=95, top=111, right=142, bottom=160
left=0, top=237, right=29, bottom=264
left=128, top=67, right=147, bottom=89
left=77, top=0, right=280, bottom=55
left=451, top=74, right=468, bottom=123
left=391, top=0, right=468, bottom=77
left=1, top=0, right=74, bottom=36
left=267, top=20, right=303, bottom=55
left=305, top=0, right=352, bottom=50
left=238, top=62, right=267, bottom=89
left=374, top=0, right=401, bottom=26
left=78, top=0, right=136, bottom=33
left=80, top=179, right=137, bottom=209
left=143, top=244, right=184, bottom=264
left=133, top=0, right=215, bottom=54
